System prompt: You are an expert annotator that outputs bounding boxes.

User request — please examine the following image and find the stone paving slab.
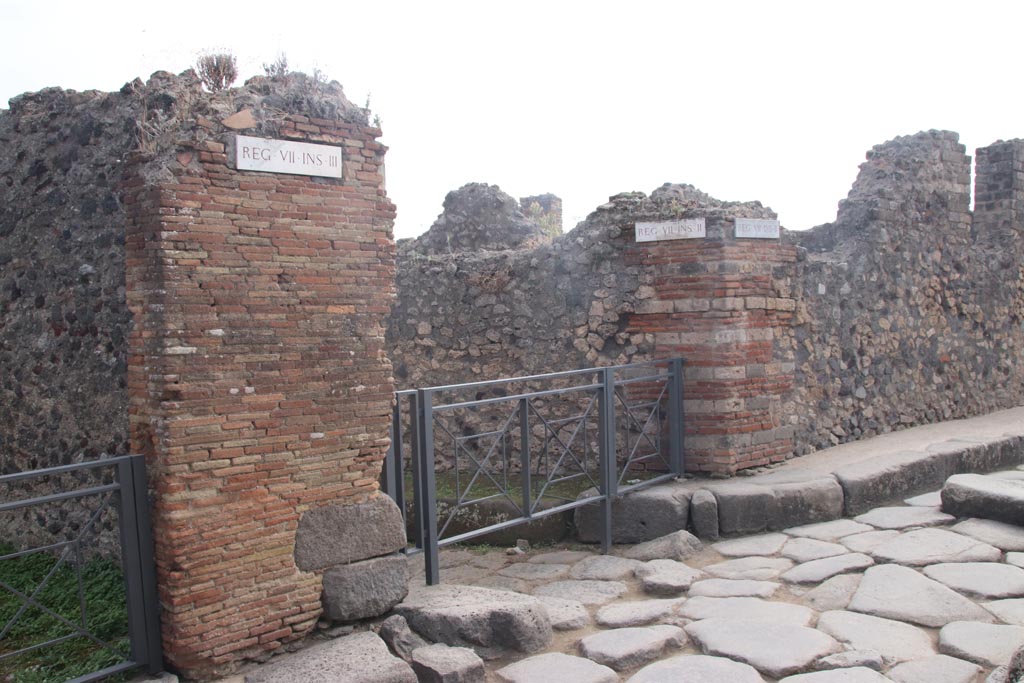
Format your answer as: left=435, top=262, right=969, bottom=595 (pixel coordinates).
left=951, top=518, right=1024, bottom=551
left=847, top=564, right=994, bottom=627
left=837, top=530, right=900, bottom=553
left=853, top=506, right=955, bottom=529
left=634, top=558, right=704, bottom=595
left=781, top=553, right=874, bottom=584
left=532, top=579, right=627, bottom=605
left=686, top=618, right=840, bottom=678
left=922, top=562, right=1024, bottom=599
left=688, top=578, right=780, bottom=598
left=786, top=519, right=875, bottom=541
left=869, top=528, right=1002, bottom=565
left=798, top=574, right=862, bottom=612
left=782, top=538, right=849, bottom=563
left=713, top=533, right=789, bottom=557
left=886, top=654, right=983, bottom=683
left=816, top=610, right=936, bottom=665
left=938, top=621, right=1024, bottom=667
left=779, top=668, right=892, bottom=683
left=703, top=556, right=794, bottom=580
left=579, top=624, right=686, bottom=671
left=625, top=654, right=766, bottom=683
left=534, top=595, right=590, bottom=631
left=569, top=555, right=643, bottom=580
left=679, top=596, right=815, bottom=625
left=984, top=599, right=1024, bottom=626
left=595, top=598, right=684, bottom=628
left=495, top=652, right=618, bottom=683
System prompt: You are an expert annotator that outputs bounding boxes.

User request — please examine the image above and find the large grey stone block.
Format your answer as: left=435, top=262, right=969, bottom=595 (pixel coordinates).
left=707, top=484, right=777, bottom=536
left=770, top=478, right=845, bottom=530
left=834, top=450, right=958, bottom=515
left=245, top=631, right=416, bottom=683
left=689, top=489, right=720, bottom=540
left=395, top=584, right=552, bottom=653
left=294, top=496, right=407, bottom=571
left=942, top=474, right=1024, bottom=526
left=322, top=555, right=409, bottom=622
left=574, top=484, right=690, bottom=543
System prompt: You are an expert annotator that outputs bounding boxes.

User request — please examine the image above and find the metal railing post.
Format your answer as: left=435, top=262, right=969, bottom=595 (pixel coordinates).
left=385, top=399, right=406, bottom=516
left=519, top=398, right=531, bottom=518
left=117, top=456, right=163, bottom=674
left=416, top=389, right=440, bottom=585
left=598, top=367, right=617, bottom=554
left=669, top=358, right=684, bottom=476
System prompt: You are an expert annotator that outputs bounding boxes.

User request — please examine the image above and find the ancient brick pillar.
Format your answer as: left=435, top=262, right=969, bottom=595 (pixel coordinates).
left=974, top=139, right=1024, bottom=244
left=124, top=102, right=395, bottom=676
left=628, top=214, right=798, bottom=475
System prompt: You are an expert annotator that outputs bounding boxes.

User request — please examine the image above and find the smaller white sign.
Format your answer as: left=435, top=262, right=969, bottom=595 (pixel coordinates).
left=235, top=135, right=343, bottom=179
left=735, top=218, right=780, bottom=239
left=635, top=218, right=706, bottom=242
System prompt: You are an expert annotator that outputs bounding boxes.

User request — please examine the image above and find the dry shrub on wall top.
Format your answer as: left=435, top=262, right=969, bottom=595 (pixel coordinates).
left=195, top=51, right=238, bottom=92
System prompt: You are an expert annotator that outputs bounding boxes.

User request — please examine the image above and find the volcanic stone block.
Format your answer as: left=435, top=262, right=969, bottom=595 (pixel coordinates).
left=322, top=555, right=409, bottom=622
left=411, top=643, right=486, bottom=683
left=395, top=584, right=552, bottom=653
left=769, top=478, right=845, bottom=529
left=689, top=489, right=720, bottom=540
left=246, top=631, right=416, bottom=683
left=833, top=450, right=958, bottom=516
left=574, top=485, right=690, bottom=543
left=707, top=484, right=777, bottom=536
left=294, top=496, right=407, bottom=571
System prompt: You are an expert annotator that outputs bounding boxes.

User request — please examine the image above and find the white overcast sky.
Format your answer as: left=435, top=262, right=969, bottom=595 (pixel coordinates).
left=2, top=1, right=1021, bottom=238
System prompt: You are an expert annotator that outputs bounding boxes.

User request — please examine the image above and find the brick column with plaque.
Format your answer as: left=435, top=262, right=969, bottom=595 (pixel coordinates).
left=123, top=109, right=396, bottom=676
left=628, top=214, right=798, bottom=475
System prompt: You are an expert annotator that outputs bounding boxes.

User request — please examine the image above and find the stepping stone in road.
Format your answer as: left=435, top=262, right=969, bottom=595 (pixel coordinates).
left=938, top=621, right=1024, bottom=667
left=634, top=559, right=704, bottom=595
left=495, top=652, right=617, bottom=683
left=679, top=596, right=815, bottom=626
left=781, top=553, right=874, bottom=584
left=533, top=580, right=627, bottom=606
left=870, top=528, right=1002, bottom=566
left=534, top=596, right=590, bottom=631
left=799, top=574, right=862, bottom=612
left=848, top=564, right=994, bottom=627
left=904, top=491, right=942, bottom=507
left=713, top=533, right=789, bottom=557
left=395, top=584, right=552, bottom=653
left=816, top=610, right=935, bottom=665
left=886, top=654, right=983, bottom=683
left=984, top=599, right=1024, bottom=626
left=596, top=599, right=683, bottom=628
left=703, top=556, right=794, bottom=581
left=569, top=555, right=644, bottom=580
left=853, top=506, right=955, bottom=530
left=529, top=550, right=595, bottom=564
left=688, top=578, right=780, bottom=598
left=837, top=530, right=900, bottom=554
left=778, top=668, right=891, bottom=683
left=498, top=563, right=571, bottom=581
left=951, top=518, right=1024, bottom=552
left=686, top=618, right=840, bottom=678
left=626, top=654, right=765, bottom=683
left=579, top=624, right=686, bottom=671
left=922, top=562, right=1024, bottom=599
left=785, top=519, right=874, bottom=541
left=782, top=538, right=849, bottom=563
left=942, top=474, right=1024, bottom=526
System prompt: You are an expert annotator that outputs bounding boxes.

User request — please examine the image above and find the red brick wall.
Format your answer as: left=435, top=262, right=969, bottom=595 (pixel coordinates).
left=626, top=216, right=799, bottom=475
left=124, top=115, right=395, bottom=677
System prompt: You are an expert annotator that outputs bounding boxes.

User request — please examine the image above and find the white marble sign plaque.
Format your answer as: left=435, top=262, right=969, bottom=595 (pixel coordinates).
left=735, top=218, right=780, bottom=239
left=635, top=218, right=706, bottom=242
left=235, top=135, right=343, bottom=178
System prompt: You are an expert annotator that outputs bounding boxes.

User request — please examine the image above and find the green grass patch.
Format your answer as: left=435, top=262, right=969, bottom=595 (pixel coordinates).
left=0, top=542, right=132, bottom=683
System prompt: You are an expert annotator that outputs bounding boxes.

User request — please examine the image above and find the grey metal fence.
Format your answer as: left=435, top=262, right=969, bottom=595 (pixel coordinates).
left=384, top=358, right=685, bottom=584
left=0, top=455, right=162, bottom=682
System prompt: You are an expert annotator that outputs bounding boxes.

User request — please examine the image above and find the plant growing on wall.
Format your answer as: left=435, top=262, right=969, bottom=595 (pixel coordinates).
left=196, top=51, right=238, bottom=92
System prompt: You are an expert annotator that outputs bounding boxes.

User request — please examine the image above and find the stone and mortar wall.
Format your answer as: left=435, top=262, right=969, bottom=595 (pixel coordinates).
left=787, top=131, right=1024, bottom=454
left=391, top=132, right=1024, bottom=475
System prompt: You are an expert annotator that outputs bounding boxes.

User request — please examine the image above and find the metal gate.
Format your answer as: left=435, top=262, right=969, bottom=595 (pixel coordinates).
left=384, top=358, right=685, bottom=584
left=0, top=455, right=162, bottom=682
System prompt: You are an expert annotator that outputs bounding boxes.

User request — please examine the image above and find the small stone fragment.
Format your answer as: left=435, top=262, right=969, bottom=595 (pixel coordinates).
left=623, top=530, right=703, bottom=561
left=634, top=559, right=705, bottom=595
left=379, top=614, right=431, bottom=662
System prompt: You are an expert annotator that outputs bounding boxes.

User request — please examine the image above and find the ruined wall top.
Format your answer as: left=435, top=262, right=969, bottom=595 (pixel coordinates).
left=400, top=182, right=555, bottom=256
